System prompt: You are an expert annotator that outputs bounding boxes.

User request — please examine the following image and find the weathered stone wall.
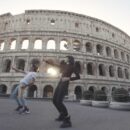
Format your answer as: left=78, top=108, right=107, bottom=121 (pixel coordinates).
left=0, top=10, right=130, bottom=98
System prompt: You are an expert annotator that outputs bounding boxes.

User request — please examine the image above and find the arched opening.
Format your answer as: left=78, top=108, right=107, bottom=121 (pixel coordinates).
left=124, top=68, right=129, bottom=79
left=75, top=61, right=81, bottom=74
left=117, top=67, right=123, bottom=78
left=87, top=62, right=94, bottom=75
left=21, top=39, right=29, bottom=49
left=27, top=85, right=37, bottom=98
left=114, top=49, right=119, bottom=59
left=74, top=86, right=82, bottom=100
left=99, top=64, right=106, bottom=76
left=112, top=87, right=116, bottom=92
left=47, top=39, right=56, bottom=50
left=109, top=65, right=115, bottom=77
left=86, top=42, right=92, bottom=53
left=60, top=40, right=69, bottom=51
left=0, top=41, right=5, bottom=51
left=126, top=54, right=129, bottom=63
left=3, top=59, right=11, bottom=72
left=34, top=39, right=42, bottom=49
left=0, top=84, right=7, bottom=94
left=101, top=87, right=108, bottom=94
left=16, top=59, right=25, bottom=70
left=121, top=51, right=125, bottom=61
left=30, top=59, right=40, bottom=68
left=43, top=85, right=53, bottom=97
left=96, top=44, right=103, bottom=55
left=10, top=39, right=16, bottom=50
left=106, top=46, right=111, bottom=57
left=88, top=86, right=95, bottom=97
left=73, top=40, right=81, bottom=51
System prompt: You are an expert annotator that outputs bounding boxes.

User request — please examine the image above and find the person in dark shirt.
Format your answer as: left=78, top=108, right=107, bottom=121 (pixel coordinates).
left=44, top=56, right=80, bottom=128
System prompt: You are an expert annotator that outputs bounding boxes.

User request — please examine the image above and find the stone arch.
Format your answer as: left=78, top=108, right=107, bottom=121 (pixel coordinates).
left=126, top=54, right=129, bottom=63
left=121, top=51, right=125, bottom=61
left=27, top=85, right=37, bottom=98
left=124, top=68, right=129, bottom=79
left=106, top=46, right=111, bottom=57
left=96, top=44, right=103, bottom=55
left=101, top=86, right=108, bottom=94
left=87, top=62, right=95, bottom=75
left=0, top=41, right=5, bottom=51
left=88, top=86, right=96, bottom=94
left=114, top=49, right=119, bottom=59
left=16, top=59, right=25, bottom=70
left=73, top=40, right=81, bottom=51
left=10, top=39, right=16, bottom=50
left=85, top=42, right=92, bottom=53
left=2, top=59, right=12, bottom=72
left=99, top=64, right=106, bottom=76
left=30, top=58, right=40, bottom=67
left=109, top=65, right=115, bottom=77
left=75, top=61, right=81, bottom=74
left=34, top=39, right=42, bottom=49
left=47, top=39, right=56, bottom=50
left=117, top=67, right=123, bottom=78
left=112, top=87, right=116, bottom=92
left=43, top=85, right=53, bottom=97
left=21, top=39, right=29, bottom=49
left=74, top=86, right=82, bottom=100
left=0, top=84, right=7, bottom=94
left=60, top=39, right=69, bottom=51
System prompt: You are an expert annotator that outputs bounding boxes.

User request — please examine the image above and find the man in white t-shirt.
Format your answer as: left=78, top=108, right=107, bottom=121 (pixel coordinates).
left=11, top=64, right=38, bottom=114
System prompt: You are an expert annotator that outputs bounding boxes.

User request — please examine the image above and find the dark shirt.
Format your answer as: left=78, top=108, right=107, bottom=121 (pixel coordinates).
left=46, top=60, right=80, bottom=81
left=61, top=63, right=80, bottom=81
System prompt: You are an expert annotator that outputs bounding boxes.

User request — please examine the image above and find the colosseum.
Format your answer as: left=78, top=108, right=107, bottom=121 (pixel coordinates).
left=0, top=10, right=130, bottom=100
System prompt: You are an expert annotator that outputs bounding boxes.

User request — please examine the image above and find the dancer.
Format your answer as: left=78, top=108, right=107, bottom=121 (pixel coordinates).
left=11, top=64, right=38, bottom=114
left=44, top=56, right=80, bottom=128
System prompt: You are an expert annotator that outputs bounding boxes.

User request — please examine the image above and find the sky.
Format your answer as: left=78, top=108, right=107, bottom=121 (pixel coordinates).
left=0, top=0, right=130, bottom=36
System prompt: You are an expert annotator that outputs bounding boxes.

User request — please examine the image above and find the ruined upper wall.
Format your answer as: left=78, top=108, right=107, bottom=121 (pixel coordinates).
left=0, top=10, right=130, bottom=48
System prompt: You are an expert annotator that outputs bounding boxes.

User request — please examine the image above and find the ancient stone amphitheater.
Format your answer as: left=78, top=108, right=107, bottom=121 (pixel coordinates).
left=0, top=10, right=130, bottom=99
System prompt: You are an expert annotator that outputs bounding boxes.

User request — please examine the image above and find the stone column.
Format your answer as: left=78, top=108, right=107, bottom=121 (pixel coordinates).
left=93, top=43, right=97, bottom=56
left=28, top=37, right=34, bottom=50
left=56, top=37, right=60, bottom=51
left=83, top=62, right=87, bottom=77
left=42, top=38, right=46, bottom=51
left=4, top=39, right=10, bottom=51
left=69, top=38, right=73, bottom=51
left=16, top=37, right=22, bottom=51
left=10, top=55, right=15, bottom=72
left=82, top=40, right=86, bottom=53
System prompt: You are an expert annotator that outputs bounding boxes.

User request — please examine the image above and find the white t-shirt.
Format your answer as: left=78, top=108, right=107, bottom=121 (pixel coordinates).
left=20, top=72, right=37, bottom=85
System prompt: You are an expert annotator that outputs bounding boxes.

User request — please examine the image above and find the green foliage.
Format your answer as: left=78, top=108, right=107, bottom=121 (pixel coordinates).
left=112, top=88, right=129, bottom=102
left=82, top=90, right=93, bottom=100
left=93, top=90, right=107, bottom=101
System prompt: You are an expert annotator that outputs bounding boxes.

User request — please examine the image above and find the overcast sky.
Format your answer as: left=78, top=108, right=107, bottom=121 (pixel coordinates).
left=0, top=0, right=130, bottom=36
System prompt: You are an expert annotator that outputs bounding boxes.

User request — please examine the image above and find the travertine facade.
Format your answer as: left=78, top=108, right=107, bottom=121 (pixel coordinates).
left=0, top=10, right=130, bottom=99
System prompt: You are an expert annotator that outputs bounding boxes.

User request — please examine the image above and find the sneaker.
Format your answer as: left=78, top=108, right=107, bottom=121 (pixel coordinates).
left=15, top=106, right=23, bottom=111
left=19, top=107, right=30, bottom=114
left=55, top=114, right=64, bottom=121
left=60, top=116, right=72, bottom=128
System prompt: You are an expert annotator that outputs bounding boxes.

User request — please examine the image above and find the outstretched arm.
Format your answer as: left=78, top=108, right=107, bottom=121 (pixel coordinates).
left=12, top=66, right=26, bottom=74
left=42, top=59, right=60, bottom=68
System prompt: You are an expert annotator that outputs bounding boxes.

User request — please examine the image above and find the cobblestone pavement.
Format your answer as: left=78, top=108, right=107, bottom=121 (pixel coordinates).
left=0, top=98, right=130, bottom=130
